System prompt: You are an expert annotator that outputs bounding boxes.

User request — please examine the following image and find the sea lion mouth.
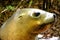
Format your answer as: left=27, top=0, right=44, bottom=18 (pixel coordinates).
left=32, top=23, right=53, bottom=34
left=32, top=14, right=57, bottom=34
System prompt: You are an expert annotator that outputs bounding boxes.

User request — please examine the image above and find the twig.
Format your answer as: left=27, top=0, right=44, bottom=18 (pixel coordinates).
left=28, top=0, right=33, bottom=8
left=53, top=10, right=60, bottom=16
left=15, top=0, right=23, bottom=9
left=0, top=9, right=8, bottom=14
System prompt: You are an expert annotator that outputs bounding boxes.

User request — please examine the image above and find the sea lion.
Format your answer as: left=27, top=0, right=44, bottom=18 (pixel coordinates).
left=0, top=8, right=55, bottom=40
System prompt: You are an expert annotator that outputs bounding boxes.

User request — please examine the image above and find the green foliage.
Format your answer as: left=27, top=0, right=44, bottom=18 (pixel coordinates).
left=6, top=5, right=15, bottom=11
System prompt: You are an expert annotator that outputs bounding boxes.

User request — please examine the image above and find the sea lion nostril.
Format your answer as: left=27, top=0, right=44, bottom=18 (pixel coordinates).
left=53, top=14, right=57, bottom=23
left=53, top=14, right=56, bottom=18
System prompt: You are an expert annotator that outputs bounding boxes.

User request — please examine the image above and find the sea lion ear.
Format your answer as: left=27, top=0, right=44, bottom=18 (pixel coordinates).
left=14, top=8, right=21, bottom=17
left=14, top=8, right=21, bottom=20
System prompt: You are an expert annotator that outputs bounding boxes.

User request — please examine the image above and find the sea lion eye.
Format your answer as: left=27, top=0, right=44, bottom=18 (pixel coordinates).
left=32, top=12, right=40, bottom=18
